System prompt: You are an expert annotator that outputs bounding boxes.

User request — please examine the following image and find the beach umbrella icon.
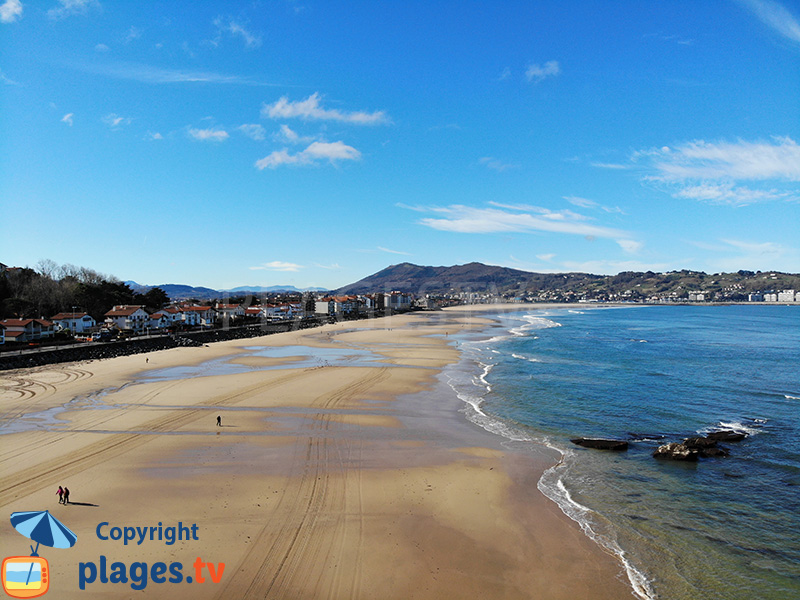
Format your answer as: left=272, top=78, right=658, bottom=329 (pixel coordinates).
left=10, top=510, right=77, bottom=584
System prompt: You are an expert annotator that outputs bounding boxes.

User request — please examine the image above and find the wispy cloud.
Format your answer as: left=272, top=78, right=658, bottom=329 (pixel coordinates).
left=61, top=112, right=74, bottom=126
left=737, top=0, right=800, bottom=44
left=637, top=136, right=800, bottom=205
left=0, top=67, right=19, bottom=85
left=0, top=0, right=23, bottom=23
left=48, top=0, right=98, bottom=20
left=214, top=17, right=262, bottom=49
left=314, top=262, right=342, bottom=270
left=377, top=246, right=412, bottom=256
left=238, top=123, right=265, bottom=141
left=72, top=60, right=276, bottom=86
left=410, top=203, right=627, bottom=238
left=262, top=92, right=389, bottom=125
left=94, top=43, right=109, bottom=52
left=564, top=196, right=624, bottom=214
left=255, top=140, right=361, bottom=169
left=146, top=131, right=163, bottom=140
left=124, top=26, right=141, bottom=43
left=693, top=237, right=799, bottom=271
left=249, top=261, right=304, bottom=272
left=102, top=113, right=131, bottom=128
left=525, top=60, right=560, bottom=83
left=479, top=156, right=518, bottom=172
left=188, top=127, right=229, bottom=142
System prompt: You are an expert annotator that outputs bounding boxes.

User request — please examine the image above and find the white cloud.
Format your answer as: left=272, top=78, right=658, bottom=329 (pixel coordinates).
left=146, top=131, right=163, bottom=140
left=411, top=204, right=628, bottom=240
left=188, top=127, right=229, bottom=142
left=525, top=60, right=560, bottom=83
left=214, top=17, right=262, bottom=49
left=738, top=0, right=800, bottom=44
left=61, top=112, right=74, bottom=126
left=48, top=0, right=98, bottom=20
left=249, top=261, right=303, bottom=272
left=616, top=239, right=644, bottom=254
left=314, top=263, right=342, bottom=270
left=536, top=253, right=556, bottom=261
left=274, top=124, right=314, bottom=145
left=647, top=137, right=800, bottom=181
left=238, top=123, right=265, bottom=141
left=0, top=0, right=23, bottom=23
left=262, top=92, right=389, bottom=125
left=94, top=43, right=109, bottom=52
left=103, top=113, right=131, bottom=128
left=479, top=156, right=518, bottom=172
left=255, top=140, right=361, bottom=169
left=638, top=136, right=800, bottom=205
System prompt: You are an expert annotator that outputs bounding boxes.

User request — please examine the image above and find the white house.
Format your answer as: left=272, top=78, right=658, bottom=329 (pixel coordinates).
left=50, top=312, right=97, bottom=334
left=0, top=319, right=55, bottom=342
left=104, top=305, right=150, bottom=332
left=180, top=306, right=216, bottom=327
left=216, top=304, right=245, bottom=322
left=148, top=313, right=170, bottom=330
left=777, top=290, right=797, bottom=302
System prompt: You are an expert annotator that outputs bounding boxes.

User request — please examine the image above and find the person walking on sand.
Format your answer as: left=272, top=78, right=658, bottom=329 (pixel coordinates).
left=56, top=486, right=64, bottom=504
left=216, top=415, right=221, bottom=427
left=63, top=486, right=70, bottom=505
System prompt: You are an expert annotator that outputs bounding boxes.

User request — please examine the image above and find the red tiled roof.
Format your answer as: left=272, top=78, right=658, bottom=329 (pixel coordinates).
left=35, top=319, right=53, bottom=327
left=5, top=330, right=26, bottom=338
left=181, top=306, right=214, bottom=313
left=1, top=319, right=34, bottom=327
left=50, top=312, right=90, bottom=321
left=105, top=306, right=147, bottom=317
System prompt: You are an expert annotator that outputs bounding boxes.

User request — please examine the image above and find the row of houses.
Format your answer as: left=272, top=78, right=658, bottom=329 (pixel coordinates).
left=0, top=291, right=418, bottom=344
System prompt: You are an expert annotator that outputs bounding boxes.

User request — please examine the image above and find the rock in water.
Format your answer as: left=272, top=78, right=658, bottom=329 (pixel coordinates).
left=570, top=438, right=629, bottom=451
left=706, top=430, right=747, bottom=442
left=653, top=442, right=699, bottom=461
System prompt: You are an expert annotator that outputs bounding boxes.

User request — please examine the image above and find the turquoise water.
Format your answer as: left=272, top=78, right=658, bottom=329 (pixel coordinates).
left=445, top=305, right=800, bottom=600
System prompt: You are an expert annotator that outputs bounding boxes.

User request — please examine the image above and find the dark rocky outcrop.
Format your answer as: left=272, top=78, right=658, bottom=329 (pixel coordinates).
left=653, top=442, right=699, bottom=461
left=570, top=438, right=629, bottom=451
left=706, top=430, right=747, bottom=442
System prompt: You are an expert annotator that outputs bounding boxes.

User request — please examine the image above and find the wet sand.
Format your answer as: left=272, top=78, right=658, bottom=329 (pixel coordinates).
left=0, top=308, right=635, bottom=599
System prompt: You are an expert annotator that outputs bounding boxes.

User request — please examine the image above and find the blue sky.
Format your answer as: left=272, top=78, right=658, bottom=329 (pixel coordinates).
left=2, top=0, right=799, bottom=290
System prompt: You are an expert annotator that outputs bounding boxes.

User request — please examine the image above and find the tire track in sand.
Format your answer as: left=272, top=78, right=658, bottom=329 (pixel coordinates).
left=223, top=367, right=388, bottom=600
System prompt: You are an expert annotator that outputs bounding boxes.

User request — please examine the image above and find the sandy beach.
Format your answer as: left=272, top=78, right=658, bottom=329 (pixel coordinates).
left=0, top=307, right=634, bottom=599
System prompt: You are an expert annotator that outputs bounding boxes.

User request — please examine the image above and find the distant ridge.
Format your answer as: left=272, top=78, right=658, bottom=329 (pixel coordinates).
left=125, top=281, right=327, bottom=300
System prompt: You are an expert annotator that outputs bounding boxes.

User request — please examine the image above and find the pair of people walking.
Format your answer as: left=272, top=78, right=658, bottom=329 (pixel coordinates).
left=56, top=485, right=70, bottom=505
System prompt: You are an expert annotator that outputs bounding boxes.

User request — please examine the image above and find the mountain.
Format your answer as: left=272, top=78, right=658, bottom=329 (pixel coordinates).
left=224, top=285, right=327, bottom=293
left=335, top=262, right=602, bottom=295
left=336, top=262, right=800, bottom=302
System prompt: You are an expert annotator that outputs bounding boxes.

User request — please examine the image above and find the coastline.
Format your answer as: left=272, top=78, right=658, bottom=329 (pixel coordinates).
left=0, top=308, right=634, bottom=599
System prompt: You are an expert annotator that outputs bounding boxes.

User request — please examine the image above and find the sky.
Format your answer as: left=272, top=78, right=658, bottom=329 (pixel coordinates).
left=2, top=0, right=799, bottom=290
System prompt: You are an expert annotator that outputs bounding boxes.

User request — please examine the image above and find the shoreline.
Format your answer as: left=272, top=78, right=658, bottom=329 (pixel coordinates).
left=0, top=310, right=635, bottom=599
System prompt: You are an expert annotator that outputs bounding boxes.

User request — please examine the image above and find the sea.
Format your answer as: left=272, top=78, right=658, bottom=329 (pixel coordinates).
left=443, top=304, right=800, bottom=600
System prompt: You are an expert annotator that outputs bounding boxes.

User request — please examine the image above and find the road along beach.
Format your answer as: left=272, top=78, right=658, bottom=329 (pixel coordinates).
left=0, top=308, right=634, bottom=599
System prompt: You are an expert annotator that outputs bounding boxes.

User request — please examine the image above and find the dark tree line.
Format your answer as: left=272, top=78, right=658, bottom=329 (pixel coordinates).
left=0, top=260, right=168, bottom=322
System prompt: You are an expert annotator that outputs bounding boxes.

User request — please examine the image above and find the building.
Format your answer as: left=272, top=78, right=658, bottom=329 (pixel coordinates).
left=104, top=305, right=150, bottom=332
left=179, top=306, right=216, bottom=327
left=385, top=291, right=413, bottom=311
left=148, top=313, right=170, bottom=330
left=748, top=293, right=764, bottom=302
left=777, top=290, right=797, bottom=302
left=688, top=292, right=706, bottom=302
left=50, top=312, right=97, bottom=334
left=0, top=323, right=5, bottom=345
left=215, top=304, right=245, bottom=322
left=0, top=319, right=55, bottom=343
